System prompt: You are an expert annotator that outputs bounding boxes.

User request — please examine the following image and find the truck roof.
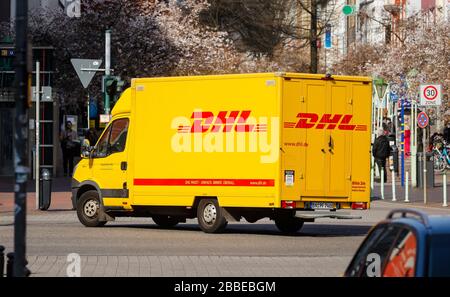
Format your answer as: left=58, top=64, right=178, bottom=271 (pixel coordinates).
left=131, top=72, right=372, bottom=84
left=113, top=72, right=372, bottom=116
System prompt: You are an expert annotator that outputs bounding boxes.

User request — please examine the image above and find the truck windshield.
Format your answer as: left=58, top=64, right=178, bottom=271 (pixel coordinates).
left=429, top=234, right=450, bottom=277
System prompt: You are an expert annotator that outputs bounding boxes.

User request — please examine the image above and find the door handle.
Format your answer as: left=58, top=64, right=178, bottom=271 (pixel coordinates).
left=121, top=161, right=127, bottom=171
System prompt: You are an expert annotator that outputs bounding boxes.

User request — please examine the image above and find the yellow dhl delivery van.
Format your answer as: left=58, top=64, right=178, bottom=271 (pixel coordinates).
left=72, top=72, right=373, bottom=233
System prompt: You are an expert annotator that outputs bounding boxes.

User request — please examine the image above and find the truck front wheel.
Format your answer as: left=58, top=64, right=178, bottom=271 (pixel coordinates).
left=274, top=216, right=304, bottom=234
left=77, top=190, right=107, bottom=227
left=152, top=215, right=179, bottom=228
left=197, top=199, right=228, bottom=233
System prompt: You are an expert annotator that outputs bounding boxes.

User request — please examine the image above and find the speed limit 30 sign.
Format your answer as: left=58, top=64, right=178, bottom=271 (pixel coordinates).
left=420, top=84, right=442, bottom=106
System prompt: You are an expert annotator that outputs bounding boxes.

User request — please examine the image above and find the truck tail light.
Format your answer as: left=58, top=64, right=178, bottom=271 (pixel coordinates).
left=281, top=200, right=295, bottom=209
left=352, top=202, right=367, bottom=210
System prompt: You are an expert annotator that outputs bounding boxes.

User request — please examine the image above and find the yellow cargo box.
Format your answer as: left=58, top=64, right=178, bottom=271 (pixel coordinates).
left=72, top=73, right=372, bottom=233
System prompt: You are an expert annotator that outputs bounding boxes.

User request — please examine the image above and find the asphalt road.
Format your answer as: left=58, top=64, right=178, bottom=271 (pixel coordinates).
left=1, top=201, right=449, bottom=277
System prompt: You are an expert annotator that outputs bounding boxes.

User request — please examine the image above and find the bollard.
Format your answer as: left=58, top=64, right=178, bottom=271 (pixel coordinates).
left=381, top=168, right=385, bottom=200
left=392, top=170, right=397, bottom=201
left=370, top=165, right=374, bottom=192
left=423, top=153, right=427, bottom=204
left=444, top=172, right=448, bottom=207
left=405, top=171, right=410, bottom=203
left=6, top=252, right=14, bottom=277
left=0, top=246, right=4, bottom=277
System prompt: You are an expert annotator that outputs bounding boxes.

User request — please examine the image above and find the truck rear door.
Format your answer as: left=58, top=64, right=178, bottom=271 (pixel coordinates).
left=281, top=78, right=353, bottom=201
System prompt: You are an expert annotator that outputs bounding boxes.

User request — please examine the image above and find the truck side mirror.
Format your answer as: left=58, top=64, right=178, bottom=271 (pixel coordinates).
left=81, top=139, right=92, bottom=159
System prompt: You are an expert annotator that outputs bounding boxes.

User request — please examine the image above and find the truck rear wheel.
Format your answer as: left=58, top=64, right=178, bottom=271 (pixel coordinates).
left=76, top=190, right=107, bottom=227
left=274, top=216, right=304, bottom=234
left=152, top=215, right=179, bottom=228
left=197, top=199, right=228, bottom=233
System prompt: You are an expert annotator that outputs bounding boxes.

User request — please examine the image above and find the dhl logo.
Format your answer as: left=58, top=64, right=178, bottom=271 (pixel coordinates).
left=177, top=111, right=267, bottom=133
left=284, top=113, right=367, bottom=131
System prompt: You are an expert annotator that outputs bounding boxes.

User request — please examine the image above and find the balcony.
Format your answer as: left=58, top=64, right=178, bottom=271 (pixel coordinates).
left=384, top=0, right=401, bottom=14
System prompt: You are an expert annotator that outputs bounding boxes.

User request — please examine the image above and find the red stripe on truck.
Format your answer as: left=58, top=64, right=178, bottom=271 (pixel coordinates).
left=133, top=178, right=275, bottom=187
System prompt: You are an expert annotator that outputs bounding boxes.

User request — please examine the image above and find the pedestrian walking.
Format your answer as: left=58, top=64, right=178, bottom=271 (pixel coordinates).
left=60, top=121, right=78, bottom=176
left=373, top=128, right=391, bottom=182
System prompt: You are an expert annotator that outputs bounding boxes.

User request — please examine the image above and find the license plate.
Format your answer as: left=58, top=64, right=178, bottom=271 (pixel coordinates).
left=310, top=202, right=334, bottom=210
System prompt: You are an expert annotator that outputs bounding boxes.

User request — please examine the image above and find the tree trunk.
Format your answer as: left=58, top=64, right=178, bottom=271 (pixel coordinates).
left=310, top=0, right=318, bottom=74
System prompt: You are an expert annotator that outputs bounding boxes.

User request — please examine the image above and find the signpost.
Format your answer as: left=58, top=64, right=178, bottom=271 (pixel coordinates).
left=99, top=114, right=112, bottom=128
left=71, top=59, right=103, bottom=89
left=418, top=111, right=429, bottom=204
left=420, top=84, right=442, bottom=106
left=13, top=0, right=30, bottom=277
left=71, top=59, right=103, bottom=129
left=324, top=24, right=332, bottom=49
left=417, top=111, right=429, bottom=129
left=35, top=62, right=40, bottom=211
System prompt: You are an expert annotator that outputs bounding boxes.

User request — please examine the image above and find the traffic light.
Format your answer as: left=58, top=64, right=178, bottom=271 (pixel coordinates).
left=105, top=76, right=118, bottom=98
left=103, top=75, right=125, bottom=114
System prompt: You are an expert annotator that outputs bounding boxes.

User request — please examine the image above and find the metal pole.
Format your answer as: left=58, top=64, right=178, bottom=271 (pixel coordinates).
left=443, top=171, right=448, bottom=207
left=13, top=0, right=29, bottom=277
left=423, top=128, right=427, bottom=204
left=87, top=93, right=90, bottom=130
left=394, top=100, right=399, bottom=147
left=105, top=30, right=111, bottom=76
left=401, top=97, right=405, bottom=186
left=370, top=93, right=376, bottom=190
left=392, top=170, right=397, bottom=201
left=411, top=102, right=417, bottom=187
left=381, top=168, right=385, bottom=200
left=35, top=61, right=40, bottom=210
left=105, top=29, right=111, bottom=115
left=370, top=158, right=374, bottom=191
left=405, top=171, right=410, bottom=203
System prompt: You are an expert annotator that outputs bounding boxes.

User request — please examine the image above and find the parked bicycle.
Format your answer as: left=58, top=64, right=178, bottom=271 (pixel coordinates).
left=431, top=135, right=450, bottom=172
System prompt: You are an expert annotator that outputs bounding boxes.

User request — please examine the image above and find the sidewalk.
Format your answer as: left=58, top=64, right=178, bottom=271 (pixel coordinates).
left=0, top=177, right=73, bottom=214
left=372, top=170, right=449, bottom=209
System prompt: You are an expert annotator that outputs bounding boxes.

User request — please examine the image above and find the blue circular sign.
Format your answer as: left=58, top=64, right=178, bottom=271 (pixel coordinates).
left=417, top=111, right=429, bottom=129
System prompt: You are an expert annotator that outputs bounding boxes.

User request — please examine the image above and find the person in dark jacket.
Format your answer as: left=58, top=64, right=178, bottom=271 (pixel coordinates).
left=373, top=129, right=391, bottom=182
left=444, top=123, right=450, bottom=144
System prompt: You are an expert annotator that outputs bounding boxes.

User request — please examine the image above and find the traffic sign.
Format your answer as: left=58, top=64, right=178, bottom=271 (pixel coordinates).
left=390, top=92, right=399, bottom=103
left=417, top=111, right=429, bottom=129
left=420, top=84, right=442, bottom=106
left=324, top=25, right=332, bottom=49
left=32, top=86, right=52, bottom=102
left=71, top=59, right=103, bottom=89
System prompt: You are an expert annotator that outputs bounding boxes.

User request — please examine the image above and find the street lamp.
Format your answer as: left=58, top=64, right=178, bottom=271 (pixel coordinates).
left=374, top=77, right=388, bottom=102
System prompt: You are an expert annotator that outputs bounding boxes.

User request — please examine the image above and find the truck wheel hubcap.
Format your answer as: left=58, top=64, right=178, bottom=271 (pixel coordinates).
left=203, top=203, right=217, bottom=224
left=84, top=199, right=99, bottom=218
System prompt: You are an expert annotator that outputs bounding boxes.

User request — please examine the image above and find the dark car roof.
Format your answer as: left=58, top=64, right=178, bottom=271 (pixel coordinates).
left=388, top=215, right=450, bottom=236
left=427, top=216, right=450, bottom=235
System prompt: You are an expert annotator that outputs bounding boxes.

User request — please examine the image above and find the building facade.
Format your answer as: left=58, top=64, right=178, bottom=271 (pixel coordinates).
left=0, top=0, right=60, bottom=177
left=323, top=0, right=449, bottom=63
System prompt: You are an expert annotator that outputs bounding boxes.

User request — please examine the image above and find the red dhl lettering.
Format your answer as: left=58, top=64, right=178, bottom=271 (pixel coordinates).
left=177, top=110, right=267, bottom=133
left=284, top=113, right=367, bottom=131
